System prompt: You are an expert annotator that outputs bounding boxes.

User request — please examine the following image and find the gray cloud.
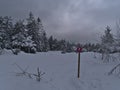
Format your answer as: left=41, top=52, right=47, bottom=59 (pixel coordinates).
left=0, top=0, right=120, bottom=43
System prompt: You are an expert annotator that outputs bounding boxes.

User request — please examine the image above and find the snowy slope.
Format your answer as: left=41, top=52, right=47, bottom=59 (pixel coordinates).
left=0, top=51, right=120, bottom=90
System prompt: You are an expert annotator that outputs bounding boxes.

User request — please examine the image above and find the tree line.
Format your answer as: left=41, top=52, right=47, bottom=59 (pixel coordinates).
left=0, top=12, right=77, bottom=54
left=0, top=12, right=120, bottom=55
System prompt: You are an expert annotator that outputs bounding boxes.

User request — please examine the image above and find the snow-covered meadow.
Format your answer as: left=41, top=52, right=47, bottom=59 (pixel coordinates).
left=0, top=51, right=120, bottom=90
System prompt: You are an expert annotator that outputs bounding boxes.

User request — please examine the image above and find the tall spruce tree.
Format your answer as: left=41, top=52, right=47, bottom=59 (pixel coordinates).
left=0, top=16, right=13, bottom=49
left=101, top=26, right=114, bottom=45
left=48, top=36, right=54, bottom=50
left=26, top=12, right=40, bottom=51
left=26, top=12, right=48, bottom=52
left=101, top=26, right=115, bottom=61
left=36, top=17, right=49, bottom=51
left=12, top=20, right=26, bottom=49
left=0, top=16, right=5, bottom=49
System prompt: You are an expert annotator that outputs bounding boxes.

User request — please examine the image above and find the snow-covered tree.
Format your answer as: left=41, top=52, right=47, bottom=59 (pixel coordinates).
left=115, top=21, right=120, bottom=52
left=48, top=36, right=54, bottom=50
left=0, top=17, right=5, bottom=49
left=36, top=17, right=49, bottom=52
left=101, top=26, right=115, bottom=62
left=12, top=20, right=26, bottom=49
left=0, top=16, right=13, bottom=49
left=12, top=20, right=36, bottom=53
left=101, top=26, right=114, bottom=45
left=26, top=12, right=49, bottom=52
left=60, top=39, right=67, bottom=52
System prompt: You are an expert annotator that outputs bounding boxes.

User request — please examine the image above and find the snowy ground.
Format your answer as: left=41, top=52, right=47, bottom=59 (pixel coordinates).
left=0, top=51, right=120, bottom=90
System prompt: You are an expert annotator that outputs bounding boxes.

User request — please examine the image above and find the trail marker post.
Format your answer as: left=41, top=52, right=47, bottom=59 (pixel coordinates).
left=77, top=47, right=82, bottom=78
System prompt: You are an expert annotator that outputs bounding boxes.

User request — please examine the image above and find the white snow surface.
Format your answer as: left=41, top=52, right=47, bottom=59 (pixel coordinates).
left=0, top=51, right=120, bottom=90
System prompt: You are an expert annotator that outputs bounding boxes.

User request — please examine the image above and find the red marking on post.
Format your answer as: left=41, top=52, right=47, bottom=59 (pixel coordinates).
left=77, top=47, right=82, bottom=53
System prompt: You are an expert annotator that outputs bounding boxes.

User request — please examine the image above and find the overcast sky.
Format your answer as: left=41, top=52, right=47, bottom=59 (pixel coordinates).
left=0, top=0, right=120, bottom=43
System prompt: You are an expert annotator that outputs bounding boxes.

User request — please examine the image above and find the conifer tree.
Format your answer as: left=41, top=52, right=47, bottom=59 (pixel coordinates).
left=0, top=16, right=13, bottom=49
left=36, top=17, right=49, bottom=51
left=12, top=20, right=26, bottom=49
left=101, top=26, right=115, bottom=61
left=26, top=12, right=48, bottom=52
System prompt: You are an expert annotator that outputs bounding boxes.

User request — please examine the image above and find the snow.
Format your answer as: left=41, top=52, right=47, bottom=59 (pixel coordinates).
left=0, top=51, right=120, bottom=90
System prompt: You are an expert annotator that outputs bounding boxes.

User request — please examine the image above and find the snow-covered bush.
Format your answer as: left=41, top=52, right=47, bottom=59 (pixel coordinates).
left=0, top=47, right=3, bottom=55
left=11, top=49, right=20, bottom=55
left=21, top=36, right=36, bottom=53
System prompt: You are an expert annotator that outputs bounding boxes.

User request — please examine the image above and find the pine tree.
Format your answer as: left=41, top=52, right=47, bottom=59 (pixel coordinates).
left=26, top=12, right=37, bottom=38
left=48, top=36, right=54, bottom=50
left=26, top=12, right=48, bottom=52
left=101, top=26, right=114, bottom=45
left=60, top=39, right=67, bottom=52
left=0, top=16, right=13, bottom=49
left=66, top=42, right=73, bottom=52
left=36, top=17, right=49, bottom=51
left=12, top=20, right=26, bottom=49
left=101, top=26, right=115, bottom=62
left=0, top=16, right=5, bottom=49
left=26, top=12, right=40, bottom=51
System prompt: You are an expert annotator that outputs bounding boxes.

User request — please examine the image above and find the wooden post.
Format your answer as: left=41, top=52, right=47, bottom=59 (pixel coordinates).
left=78, top=52, right=80, bottom=78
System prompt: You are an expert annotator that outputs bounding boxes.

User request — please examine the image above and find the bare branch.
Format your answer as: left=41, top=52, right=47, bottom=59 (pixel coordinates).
left=108, top=63, right=120, bottom=75
left=13, top=63, right=45, bottom=82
